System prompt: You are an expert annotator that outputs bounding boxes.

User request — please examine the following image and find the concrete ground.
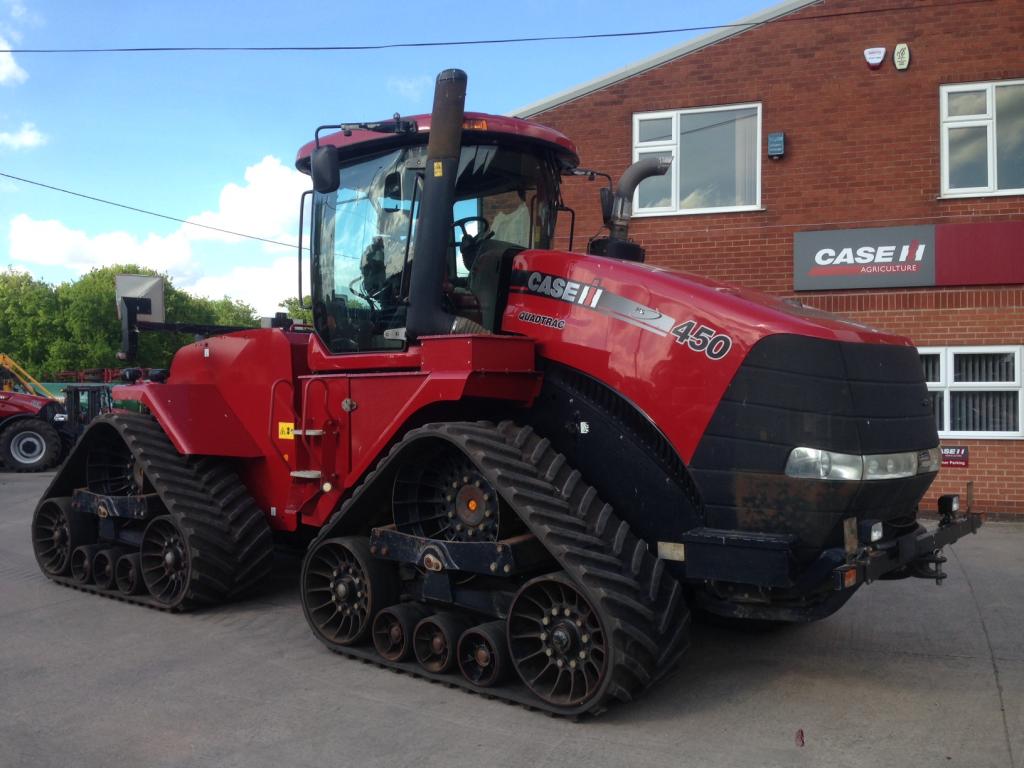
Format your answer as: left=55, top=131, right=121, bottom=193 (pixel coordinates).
left=1, top=471, right=1020, bottom=768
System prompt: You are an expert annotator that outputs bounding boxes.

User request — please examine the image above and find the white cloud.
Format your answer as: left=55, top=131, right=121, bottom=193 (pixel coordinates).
left=183, top=255, right=310, bottom=317
left=0, top=121, right=44, bottom=149
left=8, top=156, right=312, bottom=315
left=186, top=155, right=308, bottom=246
left=386, top=75, right=432, bottom=103
left=0, top=35, right=26, bottom=85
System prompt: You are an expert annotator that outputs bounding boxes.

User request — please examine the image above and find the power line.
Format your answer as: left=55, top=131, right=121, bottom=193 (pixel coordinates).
left=1, top=0, right=991, bottom=54
left=0, top=171, right=303, bottom=250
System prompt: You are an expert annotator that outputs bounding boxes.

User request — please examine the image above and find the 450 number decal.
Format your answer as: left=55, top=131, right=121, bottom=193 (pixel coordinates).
left=671, top=320, right=733, bottom=360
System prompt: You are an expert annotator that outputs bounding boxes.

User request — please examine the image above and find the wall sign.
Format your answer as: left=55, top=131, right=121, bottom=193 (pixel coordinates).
left=794, top=225, right=934, bottom=290
left=864, top=47, right=886, bottom=69
left=793, top=222, right=1024, bottom=291
left=941, top=446, right=968, bottom=468
left=767, top=132, right=785, bottom=159
left=894, top=43, right=911, bottom=70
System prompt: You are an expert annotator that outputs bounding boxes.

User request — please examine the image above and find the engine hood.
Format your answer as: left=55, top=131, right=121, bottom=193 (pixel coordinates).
left=502, top=249, right=918, bottom=463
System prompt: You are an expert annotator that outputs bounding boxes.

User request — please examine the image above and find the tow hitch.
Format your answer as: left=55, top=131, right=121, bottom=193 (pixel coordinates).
left=834, top=494, right=983, bottom=591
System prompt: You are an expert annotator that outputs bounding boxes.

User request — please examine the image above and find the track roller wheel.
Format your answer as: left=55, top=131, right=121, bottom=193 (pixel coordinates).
left=458, top=620, right=511, bottom=687
left=507, top=574, right=609, bottom=709
left=414, top=612, right=472, bottom=673
left=31, top=497, right=95, bottom=577
left=71, top=544, right=103, bottom=584
left=372, top=603, right=432, bottom=661
left=302, top=537, right=398, bottom=647
left=115, top=553, right=146, bottom=595
left=92, top=548, right=129, bottom=591
left=140, top=516, right=191, bottom=607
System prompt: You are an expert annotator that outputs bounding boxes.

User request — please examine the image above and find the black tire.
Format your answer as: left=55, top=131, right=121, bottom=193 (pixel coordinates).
left=0, top=418, right=62, bottom=472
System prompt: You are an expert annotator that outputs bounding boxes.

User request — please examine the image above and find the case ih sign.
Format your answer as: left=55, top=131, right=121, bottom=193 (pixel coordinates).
left=793, top=222, right=1024, bottom=291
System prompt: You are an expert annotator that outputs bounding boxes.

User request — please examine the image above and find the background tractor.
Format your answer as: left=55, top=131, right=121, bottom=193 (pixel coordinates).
left=31, top=69, right=981, bottom=715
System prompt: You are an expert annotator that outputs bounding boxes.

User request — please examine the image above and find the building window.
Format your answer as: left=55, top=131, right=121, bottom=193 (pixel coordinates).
left=919, top=346, right=1023, bottom=438
left=632, top=104, right=761, bottom=216
left=940, top=80, right=1024, bottom=197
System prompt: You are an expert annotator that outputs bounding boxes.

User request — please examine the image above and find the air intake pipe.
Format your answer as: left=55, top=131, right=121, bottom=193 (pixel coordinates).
left=406, top=68, right=485, bottom=341
left=589, top=155, right=672, bottom=262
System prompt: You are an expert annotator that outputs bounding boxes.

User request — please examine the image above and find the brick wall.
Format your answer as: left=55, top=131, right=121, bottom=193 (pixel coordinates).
left=530, top=0, right=1024, bottom=516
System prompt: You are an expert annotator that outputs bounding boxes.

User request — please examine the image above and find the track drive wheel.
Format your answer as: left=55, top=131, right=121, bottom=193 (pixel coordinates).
left=302, top=537, right=398, bottom=647
left=507, top=574, right=609, bottom=709
left=140, top=516, right=192, bottom=607
left=31, top=497, right=96, bottom=577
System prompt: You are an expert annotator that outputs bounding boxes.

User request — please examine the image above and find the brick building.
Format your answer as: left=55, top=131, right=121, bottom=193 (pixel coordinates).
left=517, top=0, right=1024, bottom=518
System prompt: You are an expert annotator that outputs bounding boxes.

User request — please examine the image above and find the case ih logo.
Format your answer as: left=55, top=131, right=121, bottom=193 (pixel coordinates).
left=794, top=225, right=936, bottom=291
left=811, top=241, right=927, bottom=275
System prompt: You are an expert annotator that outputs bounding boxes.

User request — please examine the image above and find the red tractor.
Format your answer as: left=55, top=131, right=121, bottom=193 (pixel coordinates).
left=1, top=355, right=69, bottom=472
left=32, top=70, right=981, bottom=715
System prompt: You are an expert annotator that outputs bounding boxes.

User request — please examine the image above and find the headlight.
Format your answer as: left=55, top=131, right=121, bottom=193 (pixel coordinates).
left=785, top=447, right=863, bottom=480
left=863, top=451, right=917, bottom=480
left=785, top=447, right=940, bottom=481
left=916, top=447, right=941, bottom=474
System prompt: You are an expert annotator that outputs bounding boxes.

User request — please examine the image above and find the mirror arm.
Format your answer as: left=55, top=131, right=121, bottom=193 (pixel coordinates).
left=298, top=190, right=313, bottom=310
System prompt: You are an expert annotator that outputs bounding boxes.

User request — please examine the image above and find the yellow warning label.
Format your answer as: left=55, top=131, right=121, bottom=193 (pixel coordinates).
left=433, top=160, right=443, bottom=178
left=278, top=421, right=295, bottom=440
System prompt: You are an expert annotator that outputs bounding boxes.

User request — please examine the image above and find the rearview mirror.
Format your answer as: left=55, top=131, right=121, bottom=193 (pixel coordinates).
left=382, top=170, right=403, bottom=212
left=311, top=145, right=340, bottom=194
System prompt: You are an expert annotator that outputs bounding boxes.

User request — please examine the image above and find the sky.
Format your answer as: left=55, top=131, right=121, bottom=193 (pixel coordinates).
left=0, top=0, right=767, bottom=315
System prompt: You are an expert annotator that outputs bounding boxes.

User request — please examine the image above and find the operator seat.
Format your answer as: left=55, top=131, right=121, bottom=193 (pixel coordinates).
left=464, top=237, right=521, bottom=331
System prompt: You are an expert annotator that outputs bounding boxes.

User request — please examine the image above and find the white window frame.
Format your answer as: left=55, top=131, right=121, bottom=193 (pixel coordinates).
left=940, top=79, right=1024, bottom=198
left=632, top=103, right=762, bottom=217
left=918, top=345, right=1024, bottom=439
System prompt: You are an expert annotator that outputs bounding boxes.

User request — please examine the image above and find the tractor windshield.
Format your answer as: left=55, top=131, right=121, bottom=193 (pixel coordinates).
left=311, top=141, right=560, bottom=353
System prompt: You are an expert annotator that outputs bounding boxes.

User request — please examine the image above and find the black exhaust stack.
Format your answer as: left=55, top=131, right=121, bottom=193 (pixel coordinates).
left=588, top=155, right=672, bottom=263
left=407, top=68, right=482, bottom=341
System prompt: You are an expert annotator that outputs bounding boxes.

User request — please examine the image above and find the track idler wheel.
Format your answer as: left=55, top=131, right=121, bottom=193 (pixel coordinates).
left=507, top=574, right=609, bottom=708
left=92, top=547, right=130, bottom=591
left=413, top=612, right=472, bottom=673
left=458, top=620, right=511, bottom=687
left=372, top=603, right=432, bottom=662
left=115, top=553, right=146, bottom=595
left=140, top=516, right=191, bottom=607
left=302, top=537, right=399, bottom=647
left=71, top=544, right=104, bottom=584
left=31, top=497, right=96, bottom=577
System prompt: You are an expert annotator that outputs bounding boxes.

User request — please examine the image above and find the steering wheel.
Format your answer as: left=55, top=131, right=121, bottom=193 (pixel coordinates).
left=453, top=216, right=494, bottom=270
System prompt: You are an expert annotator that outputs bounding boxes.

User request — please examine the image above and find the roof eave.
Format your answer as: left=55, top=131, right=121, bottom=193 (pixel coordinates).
left=512, top=0, right=819, bottom=118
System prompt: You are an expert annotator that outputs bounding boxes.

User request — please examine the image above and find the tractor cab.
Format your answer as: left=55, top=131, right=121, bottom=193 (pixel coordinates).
left=296, top=114, right=578, bottom=354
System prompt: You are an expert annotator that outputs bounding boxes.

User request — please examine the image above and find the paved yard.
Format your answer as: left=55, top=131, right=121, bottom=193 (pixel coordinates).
left=1, top=471, right=1020, bottom=768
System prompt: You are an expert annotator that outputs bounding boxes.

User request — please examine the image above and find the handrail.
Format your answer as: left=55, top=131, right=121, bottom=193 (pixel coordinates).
left=266, top=378, right=295, bottom=464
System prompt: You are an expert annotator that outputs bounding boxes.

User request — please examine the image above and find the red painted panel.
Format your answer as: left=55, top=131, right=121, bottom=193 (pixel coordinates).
left=116, top=383, right=262, bottom=457
left=503, top=249, right=912, bottom=464
left=935, top=222, right=1024, bottom=286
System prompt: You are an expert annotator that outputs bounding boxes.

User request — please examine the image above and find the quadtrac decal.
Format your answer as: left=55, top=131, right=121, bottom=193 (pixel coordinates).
left=510, top=269, right=675, bottom=337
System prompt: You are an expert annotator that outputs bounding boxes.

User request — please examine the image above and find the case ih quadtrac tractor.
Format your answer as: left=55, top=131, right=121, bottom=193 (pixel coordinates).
left=32, top=70, right=981, bottom=716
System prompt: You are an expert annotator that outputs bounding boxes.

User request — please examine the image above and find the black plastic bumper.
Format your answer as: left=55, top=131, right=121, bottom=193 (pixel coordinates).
left=833, top=512, right=984, bottom=590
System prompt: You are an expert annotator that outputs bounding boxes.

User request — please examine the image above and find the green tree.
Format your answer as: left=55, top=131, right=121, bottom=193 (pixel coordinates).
left=279, top=295, right=314, bottom=325
left=0, top=269, right=61, bottom=376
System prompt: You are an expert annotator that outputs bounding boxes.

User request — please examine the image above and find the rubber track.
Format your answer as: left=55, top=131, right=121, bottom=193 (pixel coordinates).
left=310, top=420, right=690, bottom=716
left=40, top=412, right=274, bottom=611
